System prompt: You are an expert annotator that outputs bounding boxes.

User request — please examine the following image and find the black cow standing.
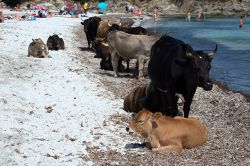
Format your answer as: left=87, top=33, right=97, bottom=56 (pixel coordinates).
left=141, top=35, right=217, bottom=118
left=81, top=16, right=101, bottom=49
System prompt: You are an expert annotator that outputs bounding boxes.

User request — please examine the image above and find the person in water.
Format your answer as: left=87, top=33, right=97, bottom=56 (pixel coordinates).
left=239, top=16, right=244, bottom=28
left=239, top=15, right=247, bottom=29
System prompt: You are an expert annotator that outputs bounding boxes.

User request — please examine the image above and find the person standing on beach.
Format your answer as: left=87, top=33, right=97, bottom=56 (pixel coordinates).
left=125, top=3, right=129, bottom=14
left=138, top=7, right=142, bottom=19
left=186, top=11, right=191, bottom=22
left=83, top=2, right=88, bottom=16
left=153, top=7, right=159, bottom=22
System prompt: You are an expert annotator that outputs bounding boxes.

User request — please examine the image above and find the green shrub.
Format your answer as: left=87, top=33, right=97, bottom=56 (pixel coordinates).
left=2, top=0, right=27, bottom=7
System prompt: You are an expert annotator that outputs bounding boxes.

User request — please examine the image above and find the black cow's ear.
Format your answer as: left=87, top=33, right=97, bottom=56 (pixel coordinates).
left=175, top=58, right=188, bottom=66
left=209, top=57, right=213, bottom=62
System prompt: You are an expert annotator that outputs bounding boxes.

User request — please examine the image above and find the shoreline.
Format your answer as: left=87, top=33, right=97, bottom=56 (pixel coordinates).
left=212, top=78, right=250, bottom=102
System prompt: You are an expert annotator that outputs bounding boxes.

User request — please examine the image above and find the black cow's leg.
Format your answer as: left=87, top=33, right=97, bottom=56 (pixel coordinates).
left=183, top=89, right=196, bottom=118
left=166, top=89, right=178, bottom=117
left=138, top=83, right=155, bottom=111
left=85, top=33, right=91, bottom=49
left=127, top=60, right=130, bottom=70
left=87, top=39, right=91, bottom=49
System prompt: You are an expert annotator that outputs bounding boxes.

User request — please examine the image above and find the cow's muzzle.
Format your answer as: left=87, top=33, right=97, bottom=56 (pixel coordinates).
left=126, top=127, right=134, bottom=135
left=202, top=80, right=213, bottom=91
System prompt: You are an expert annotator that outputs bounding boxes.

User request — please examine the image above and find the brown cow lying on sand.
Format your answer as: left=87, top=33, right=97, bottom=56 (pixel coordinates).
left=28, top=38, right=49, bottom=58
left=127, top=108, right=207, bottom=153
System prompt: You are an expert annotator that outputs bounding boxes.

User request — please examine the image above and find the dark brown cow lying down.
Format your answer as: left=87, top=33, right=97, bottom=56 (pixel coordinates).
left=47, top=34, right=65, bottom=51
left=123, top=85, right=147, bottom=113
left=124, top=84, right=184, bottom=114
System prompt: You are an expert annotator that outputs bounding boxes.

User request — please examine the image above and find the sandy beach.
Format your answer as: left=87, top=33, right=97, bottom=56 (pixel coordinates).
left=0, top=12, right=249, bottom=165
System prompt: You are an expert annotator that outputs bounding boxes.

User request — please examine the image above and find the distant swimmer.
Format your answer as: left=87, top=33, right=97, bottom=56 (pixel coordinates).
left=239, top=14, right=247, bottom=29
left=239, top=16, right=244, bottom=28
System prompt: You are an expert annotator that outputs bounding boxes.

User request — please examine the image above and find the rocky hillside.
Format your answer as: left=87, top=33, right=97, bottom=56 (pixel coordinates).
left=114, top=0, right=250, bottom=16
left=10, top=0, right=250, bottom=16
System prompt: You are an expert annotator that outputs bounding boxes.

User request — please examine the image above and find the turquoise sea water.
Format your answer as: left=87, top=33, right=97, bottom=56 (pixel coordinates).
left=142, top=17, right=250, bottom=95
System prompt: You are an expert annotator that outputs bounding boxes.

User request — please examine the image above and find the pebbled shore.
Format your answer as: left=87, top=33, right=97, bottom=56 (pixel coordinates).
left=74, top=14, right=250, bottom=165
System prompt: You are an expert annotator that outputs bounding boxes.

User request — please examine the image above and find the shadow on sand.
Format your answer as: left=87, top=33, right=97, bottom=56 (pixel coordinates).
left=77, top=47, right=94, bottom=53
left=125, top=143, right=146, bottom=149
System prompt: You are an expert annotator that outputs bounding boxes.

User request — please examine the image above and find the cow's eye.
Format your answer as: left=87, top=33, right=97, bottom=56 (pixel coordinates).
left=137, top=120, right=144, bottom=125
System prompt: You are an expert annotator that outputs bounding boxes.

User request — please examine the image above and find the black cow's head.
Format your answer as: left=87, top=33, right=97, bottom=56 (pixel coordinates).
left=109, top=23, right=121, bottom=32
left=186, top=44, right=217, bottom=91
left=81, top=19, right=91, bottom=32
left=81, top=17, right=101, bottom=33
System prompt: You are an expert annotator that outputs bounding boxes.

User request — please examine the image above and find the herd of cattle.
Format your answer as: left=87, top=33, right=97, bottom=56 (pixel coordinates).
left=27, top=15, right=218, bottom=153
left=81, top=16, right=217, bottom=117
left=80, top=15, right=218, bottom=153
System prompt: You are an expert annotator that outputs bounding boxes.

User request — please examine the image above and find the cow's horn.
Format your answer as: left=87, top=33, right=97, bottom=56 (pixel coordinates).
left=108, top=22, right=112, bottom=26
left=186, top=45, right=193, bottom=57
left=81, top=17, right=84, bottom=21
left=101, top=42, right=109, bottom=47
left=208, top=44, right=218, bottom=57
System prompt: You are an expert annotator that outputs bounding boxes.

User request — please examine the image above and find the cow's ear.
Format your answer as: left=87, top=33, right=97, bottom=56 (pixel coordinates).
left=151, top=112, right=162, bottom=121
left=209, top=57, right=213, bottom=62
left=175, top=58, right=188, bottom=66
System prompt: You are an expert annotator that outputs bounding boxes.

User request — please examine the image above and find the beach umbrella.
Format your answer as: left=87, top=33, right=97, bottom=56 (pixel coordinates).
left=67, top=5, right=75, bottom=11
left=33, top=5, right=47, bottom=9
left=36, top=2, right=54, bottom=8
left=98, top=2, right=108, bottom=12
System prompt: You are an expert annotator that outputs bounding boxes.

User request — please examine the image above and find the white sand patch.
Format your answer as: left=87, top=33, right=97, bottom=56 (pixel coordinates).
left=0, top=14, right=135, bottom=165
